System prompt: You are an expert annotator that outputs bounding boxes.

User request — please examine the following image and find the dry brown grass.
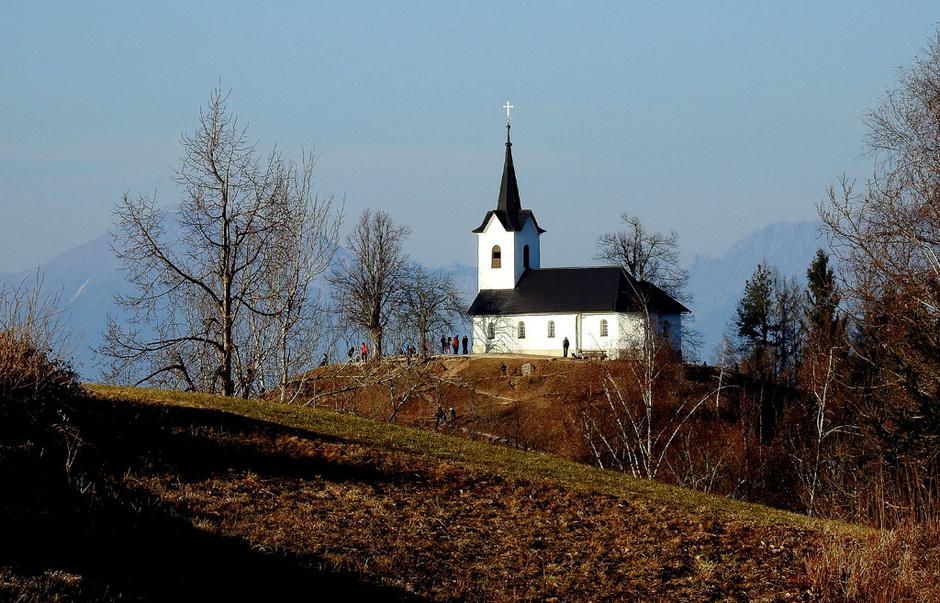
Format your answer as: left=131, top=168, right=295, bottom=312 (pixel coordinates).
left=291, top=356, right=642, bottom=461
left=0, top=567, right=91, bottom=603
left=806, top=521, right=940, bottom=602
left=78, top=384, right=850, bottom=600
left=124, top=428, right=819, bottom=601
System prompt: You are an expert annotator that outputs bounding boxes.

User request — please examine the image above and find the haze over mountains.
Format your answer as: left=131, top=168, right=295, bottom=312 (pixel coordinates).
left=686, top=220, right=826, bottom=359
left=0, top=220, right=825, bottom=379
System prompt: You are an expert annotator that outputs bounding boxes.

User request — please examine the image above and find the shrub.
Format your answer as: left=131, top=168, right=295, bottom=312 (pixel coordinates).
left=0, top=277, right=83, bottom=477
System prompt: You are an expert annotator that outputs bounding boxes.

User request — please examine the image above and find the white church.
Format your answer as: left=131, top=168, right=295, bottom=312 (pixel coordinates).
left=468, top=115, right=689, bottom=358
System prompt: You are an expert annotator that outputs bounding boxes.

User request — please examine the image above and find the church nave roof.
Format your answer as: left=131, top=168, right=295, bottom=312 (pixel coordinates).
left=467, top=266, right=689, bottom=316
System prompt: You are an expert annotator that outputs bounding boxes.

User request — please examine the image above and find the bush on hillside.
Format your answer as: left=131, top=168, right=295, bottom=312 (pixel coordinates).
left=0, top=329, right=81, bottom=437
left=0, top=278, right=83, bottom=478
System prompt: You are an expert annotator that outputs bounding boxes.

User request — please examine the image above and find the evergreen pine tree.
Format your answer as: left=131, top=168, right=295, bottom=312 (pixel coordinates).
left=735, top=263, right=777, bottom=379
left=774, top=276, right=804, bottom=386
left=804, top=249, right=843, bottom=345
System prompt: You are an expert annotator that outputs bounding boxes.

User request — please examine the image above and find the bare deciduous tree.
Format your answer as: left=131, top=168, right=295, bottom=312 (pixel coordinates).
left=396, top=264, right=465, bottom=358
left=820, top=33, right=940, bottom=464
left=240, top=154, right=343, bottom=401
left=821, top=33, right=940, bottom=346
left=596, top=213, right=699, bottom=359
left=100, top=88, right=342, bottom=397
left=329, top=209, right=410, bottom=359
left=789, top=343, right=857, bottom=516
left=595, top=213, right=690, bottom=301
left=580, top=342, right=723, bottom=480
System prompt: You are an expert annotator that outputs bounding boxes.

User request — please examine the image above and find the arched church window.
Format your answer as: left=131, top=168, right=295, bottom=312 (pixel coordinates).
left=487, top=322, right=496, bottom=339
left=600, top=319, right=609, bottom=337
left=547, top=320, right=555, bottom=338
left=491, top=245, right=502, bottom=268
left=523, top=245, right=530, bottom=269
left=517, top=321, right=526, bottom=339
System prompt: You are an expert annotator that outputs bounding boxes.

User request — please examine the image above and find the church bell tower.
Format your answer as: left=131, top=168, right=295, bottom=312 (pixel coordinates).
left=471, top=102, right=545, bottom=291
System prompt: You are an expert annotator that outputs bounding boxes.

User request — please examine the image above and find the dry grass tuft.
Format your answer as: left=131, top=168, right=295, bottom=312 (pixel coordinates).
left=806, top=521, right=940, bottom=602
left=0, top=568, right=89, bottom=603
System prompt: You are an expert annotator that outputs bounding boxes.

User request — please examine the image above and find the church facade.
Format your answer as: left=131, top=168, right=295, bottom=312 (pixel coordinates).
left=467, top=123, right=689, bottom=358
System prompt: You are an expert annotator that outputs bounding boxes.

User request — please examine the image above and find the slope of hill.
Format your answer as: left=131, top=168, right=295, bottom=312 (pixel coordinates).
left=2, top=383, right=844, bottom=601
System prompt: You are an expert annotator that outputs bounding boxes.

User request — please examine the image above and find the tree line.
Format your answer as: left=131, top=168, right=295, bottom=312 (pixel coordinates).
left=581, top=32, right=940, bottom=527
left=99, top=88, right=465, bottom=402
left=725, top=33, right=940, bottom=525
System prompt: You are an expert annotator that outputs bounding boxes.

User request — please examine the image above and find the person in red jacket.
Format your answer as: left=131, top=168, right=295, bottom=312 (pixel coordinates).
left=360, top=342, right=369, bottom=362
left=451, top=335, right=459, bottom=354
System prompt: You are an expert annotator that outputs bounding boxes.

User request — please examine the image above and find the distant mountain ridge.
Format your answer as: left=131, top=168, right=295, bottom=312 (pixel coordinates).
left=1, top=219, right=827, bottom=379
left=0, top=231, right=129, bottom=380
left=686, top=220, right=827, bottom=359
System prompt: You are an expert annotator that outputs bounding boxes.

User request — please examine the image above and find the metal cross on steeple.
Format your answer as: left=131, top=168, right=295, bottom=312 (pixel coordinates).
left=503, top=100, right=514, bottom=143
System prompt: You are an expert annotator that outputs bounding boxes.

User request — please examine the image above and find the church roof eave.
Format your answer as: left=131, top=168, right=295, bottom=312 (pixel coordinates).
left=520, top=210, right=547, bottom=234
left=471, top=209, right=547, bottom=234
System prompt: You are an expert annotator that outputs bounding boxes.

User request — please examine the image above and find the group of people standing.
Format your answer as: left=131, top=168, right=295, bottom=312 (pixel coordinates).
left=344, top=343, right=371, bottom=363
left=440, top=334, right=468, bottom=355
left=342, top=334, right=470, bottom=364
left=331, top=333, right=571, bottom=366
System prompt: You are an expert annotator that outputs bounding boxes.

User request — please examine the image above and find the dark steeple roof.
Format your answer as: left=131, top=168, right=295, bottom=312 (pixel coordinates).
left=497, top=124, right=522, bottom=229
left=472, top=124, right=546, bottom=234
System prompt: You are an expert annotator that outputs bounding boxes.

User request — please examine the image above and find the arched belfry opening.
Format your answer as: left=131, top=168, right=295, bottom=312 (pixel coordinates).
left=491, top=245, right=502, bottom=268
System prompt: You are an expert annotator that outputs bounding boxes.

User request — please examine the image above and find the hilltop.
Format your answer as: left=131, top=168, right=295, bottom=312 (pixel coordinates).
left=0, top=220, right=826, bottom=380
left=3, top=382, right=847, bottom=601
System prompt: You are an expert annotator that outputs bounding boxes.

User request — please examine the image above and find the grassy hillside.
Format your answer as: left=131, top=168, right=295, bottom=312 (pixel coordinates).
left=287, top=355, right=809, bottom=512
left=0, top=383, right=859, bottom=601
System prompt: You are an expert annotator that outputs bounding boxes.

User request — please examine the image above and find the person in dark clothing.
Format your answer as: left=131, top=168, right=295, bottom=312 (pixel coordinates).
left=440, top=336, right=447, bottom=355
left=319, top=352, right=329, bottom=367
left=461, top=335, right=468, bottom=355
left=451, top=335, right=459, bottom=355
left=347, top=347, right=354, bottom=363
left=562, top=336, right=570, bottom=358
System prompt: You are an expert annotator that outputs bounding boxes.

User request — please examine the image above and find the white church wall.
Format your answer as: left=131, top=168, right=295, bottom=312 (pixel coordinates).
left=477, top=215, right=517, bottom=290
left=515, top=313, right=574, bottom=355
left=472, top=311, right=679, bottom=358
left=580, top=312, right=624, bottom=356
left=472, top=313, right=576, bottom=356
left=616, top=313, right=646, bottom=349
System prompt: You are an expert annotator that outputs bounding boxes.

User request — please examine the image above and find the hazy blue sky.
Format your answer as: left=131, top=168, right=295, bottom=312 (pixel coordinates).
left=2, top=2, right=938, bottom=273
